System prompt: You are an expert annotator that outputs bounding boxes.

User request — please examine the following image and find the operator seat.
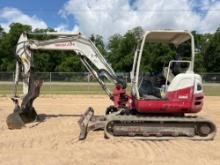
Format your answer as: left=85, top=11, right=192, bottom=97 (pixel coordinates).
left=138, top=76, right=161, bottom=99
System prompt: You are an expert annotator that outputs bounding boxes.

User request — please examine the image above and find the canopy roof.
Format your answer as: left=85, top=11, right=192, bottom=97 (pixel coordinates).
left=145, top=30, right=192, bottom=46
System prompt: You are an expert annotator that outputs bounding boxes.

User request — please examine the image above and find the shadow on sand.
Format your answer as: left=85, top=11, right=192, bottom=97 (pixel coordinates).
left=28, top=113, right=82, bottom=128
left=38, top=113, right=82, bottom=121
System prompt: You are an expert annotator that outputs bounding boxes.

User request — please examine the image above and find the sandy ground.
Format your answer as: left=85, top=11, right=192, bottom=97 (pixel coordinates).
left=0, top=95, right=220, bottom=165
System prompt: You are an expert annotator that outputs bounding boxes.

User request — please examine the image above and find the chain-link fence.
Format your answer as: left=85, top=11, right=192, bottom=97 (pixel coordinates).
left=201, top=73, right=220, bottom=83
left=0, top=72, right=130, bottom=82
left=0, top=72, right=220, bottom=96
left=0, top=72, right=130, bottom=95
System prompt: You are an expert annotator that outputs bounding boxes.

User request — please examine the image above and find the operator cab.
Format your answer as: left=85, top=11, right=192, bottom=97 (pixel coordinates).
left=137, top=60, right=191, bottom=100
left=130, top=30, right=203, bottom=114
left=130, top=30, right=201, bottom=102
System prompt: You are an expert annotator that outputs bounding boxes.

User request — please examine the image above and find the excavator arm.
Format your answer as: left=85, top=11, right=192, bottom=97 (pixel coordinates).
left=7, top=31, right=127, bottom=129
left=14, top=32, right=124, bottom=98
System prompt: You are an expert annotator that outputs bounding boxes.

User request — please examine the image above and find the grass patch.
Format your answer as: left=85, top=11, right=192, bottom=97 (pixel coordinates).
left=0, top=83, right=115, bottom=96
left=203, top=85, right=220, bottom=96
left=1, top=82, right=220, bottom=96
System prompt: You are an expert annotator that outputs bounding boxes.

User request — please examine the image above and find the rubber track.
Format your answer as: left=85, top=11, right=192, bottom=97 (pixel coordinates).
left=104, top=115, right=216, bottom=140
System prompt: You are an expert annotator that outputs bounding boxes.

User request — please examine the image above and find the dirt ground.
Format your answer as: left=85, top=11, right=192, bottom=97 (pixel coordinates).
left=0, top=95, right=220, bottom=165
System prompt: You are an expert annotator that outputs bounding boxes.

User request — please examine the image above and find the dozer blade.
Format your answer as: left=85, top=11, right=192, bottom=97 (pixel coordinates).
left=78, top=107, right=106, bottom=140
left=6, top=80, right=43, bottom=129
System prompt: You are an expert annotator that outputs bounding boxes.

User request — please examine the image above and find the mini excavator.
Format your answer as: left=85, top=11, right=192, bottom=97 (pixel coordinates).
left=7, top=30, right=216, bottom=140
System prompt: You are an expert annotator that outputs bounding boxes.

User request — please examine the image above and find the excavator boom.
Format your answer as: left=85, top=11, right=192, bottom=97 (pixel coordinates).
left=14, top=32, right=122, bottom=97
left=7, top=31, right=127, bottom=129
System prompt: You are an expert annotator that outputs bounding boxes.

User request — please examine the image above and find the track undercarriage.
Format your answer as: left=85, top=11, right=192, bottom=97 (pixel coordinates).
left=78, top=107, right=216, bottom=140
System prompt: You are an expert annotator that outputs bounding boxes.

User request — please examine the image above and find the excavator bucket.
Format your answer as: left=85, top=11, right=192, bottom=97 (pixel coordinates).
left=6, top=80, right=43, bottom=129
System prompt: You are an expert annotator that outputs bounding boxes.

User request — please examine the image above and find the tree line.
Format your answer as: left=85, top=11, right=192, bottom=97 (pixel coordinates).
left=0, top=23, right=220, bottom=73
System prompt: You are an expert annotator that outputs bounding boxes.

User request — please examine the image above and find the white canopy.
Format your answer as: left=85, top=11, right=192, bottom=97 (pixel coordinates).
left=144, top=30, right=192, bottom=46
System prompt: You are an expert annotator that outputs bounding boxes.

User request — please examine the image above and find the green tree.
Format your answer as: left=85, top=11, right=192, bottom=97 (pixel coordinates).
left=204, top=28, right=220, bottom=72
left=0, top=23, right=32, bottom=71
left=29, top=28, right=67, bottom=72
left=55, top=55, right=85, bottom=72
left=192, top=31, right=212, bottom=73
left=0, top=23, right=220, bottom=73
left=0, top=25, right=4, bottom=38
left=140, top=42, right=176, bottom=73
left=90, top=34, right=106, bottom=56
left=107, top=27, right=143, bottom=72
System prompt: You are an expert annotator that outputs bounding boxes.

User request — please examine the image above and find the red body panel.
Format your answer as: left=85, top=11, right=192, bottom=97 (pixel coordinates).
left=112, top=84, right=203, bottom=114
left=112, top=86, right=131, bottom=108
left=112, top=86, right=125, bottom=107
left=133, top=86, right=203, bottom=114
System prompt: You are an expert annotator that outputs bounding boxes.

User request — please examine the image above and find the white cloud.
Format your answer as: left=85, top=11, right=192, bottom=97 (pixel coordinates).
left=0, top=7, right=47, bottom=32
left=1, top=1, right=219, bottom=39
left=200, top=2, right=220, bottom=32
left=60, top=0, right=220, bottom=40
left=55, top=23, right=79, bottom=33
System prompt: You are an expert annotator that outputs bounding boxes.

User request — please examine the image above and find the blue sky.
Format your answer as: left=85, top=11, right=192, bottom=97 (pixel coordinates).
left=0, top=0, right=220, bottom=40
left=0, top=0, right=74, bottom=27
